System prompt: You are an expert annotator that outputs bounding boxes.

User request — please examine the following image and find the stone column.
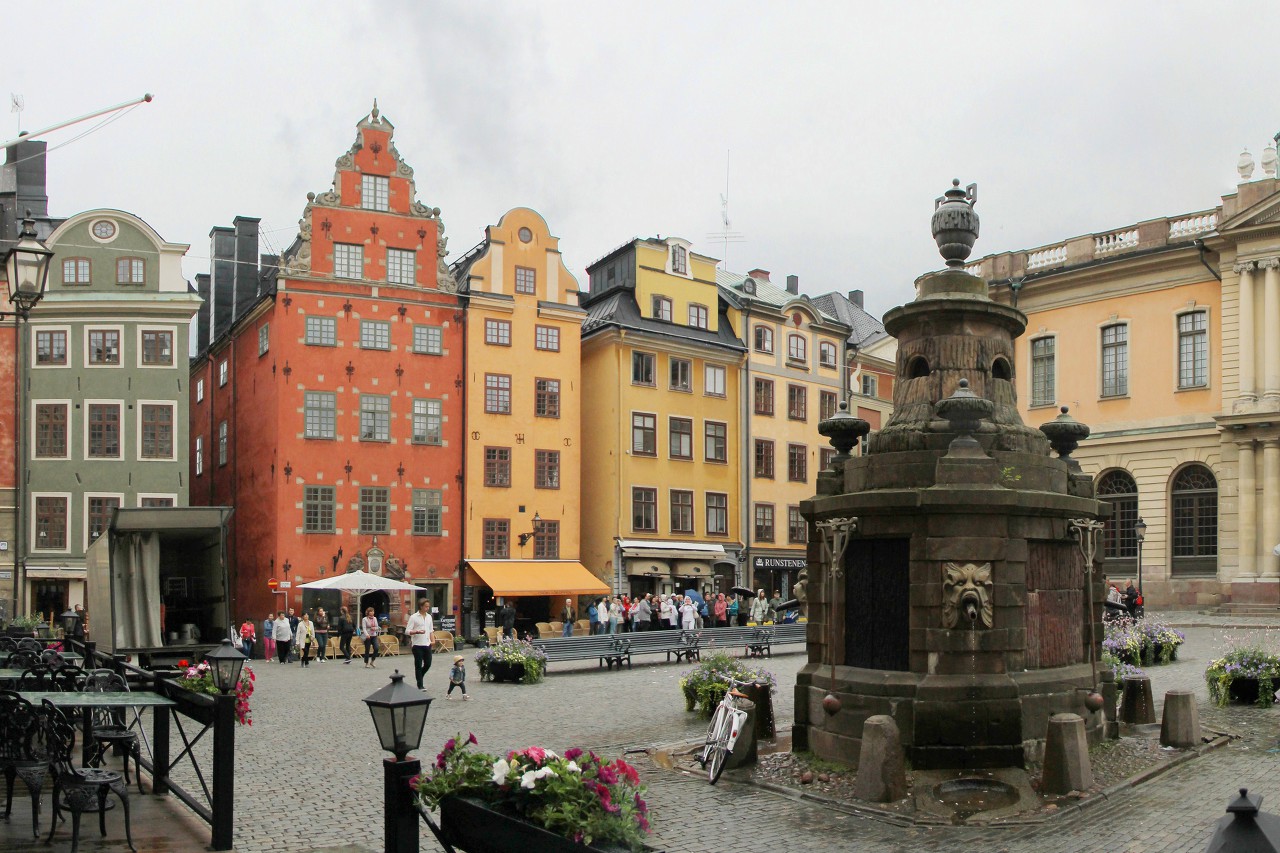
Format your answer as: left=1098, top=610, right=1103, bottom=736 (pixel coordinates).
left=1238, top=440, right=1257, bottom=579
left=1236, top=261, right=1257, bottom=402
left=1263, top=439, right=1280, bottom=579
left=1264, top=259, right=1280, bottom=401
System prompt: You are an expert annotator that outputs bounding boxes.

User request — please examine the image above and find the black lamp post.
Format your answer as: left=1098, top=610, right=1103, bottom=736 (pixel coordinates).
left=205, top=639, right=247, bottom=695
left=1206, top=787, right=1280, bottom=852
left=3, top=215, right=52, bottom=625
left=58, top=608, right=82, bottom=642
left=1134, top=517, right=1147, bottom=599
left=365, top=670, right=433, bottom=853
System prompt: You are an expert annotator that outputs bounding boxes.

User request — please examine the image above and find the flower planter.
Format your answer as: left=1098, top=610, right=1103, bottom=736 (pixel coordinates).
left=439, top=796, right=656, bottom=853
left=488, top=660, right=526, bottom=683
left=1226, top=678, right=1277, bottom=707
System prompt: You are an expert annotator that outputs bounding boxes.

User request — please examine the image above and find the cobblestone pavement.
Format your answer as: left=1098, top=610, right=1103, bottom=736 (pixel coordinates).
left=148, top=624, right=1280, bottom=852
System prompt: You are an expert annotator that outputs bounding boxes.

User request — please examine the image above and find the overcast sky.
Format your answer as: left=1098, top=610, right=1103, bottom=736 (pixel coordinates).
left=7, top=3, right=1278, bottom=319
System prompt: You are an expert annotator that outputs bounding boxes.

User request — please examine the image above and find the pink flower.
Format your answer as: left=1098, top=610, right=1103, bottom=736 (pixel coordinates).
left=564, top=747, right=583, bottom=761
left=613, top=759, right=640, bottom=786
left=443, top=738, right=456, bottom=753
left=522, top=746, right=547, bottom=765
left=467, top=732, right=478, bottom=745
left=597, top=765, right=618, bottom=785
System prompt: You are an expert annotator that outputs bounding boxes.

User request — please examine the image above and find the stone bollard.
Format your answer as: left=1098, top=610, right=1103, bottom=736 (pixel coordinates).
left=1119, top=675, right=1156, bottom=725
left=1099, top=668, right=1120, bottom=739
left=1159, top=690, right=1200, bottom=749
left=1041, top=713, right=1092, bottom=795
left=852, top=715, right=907, bottom=803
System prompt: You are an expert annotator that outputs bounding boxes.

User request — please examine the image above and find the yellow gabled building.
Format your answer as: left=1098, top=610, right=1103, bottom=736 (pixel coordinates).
left=453, top=208, right=605, bottom=630
left=718, top=270, right=851, bottom=599
left=580, top=238, right=747, bottom=597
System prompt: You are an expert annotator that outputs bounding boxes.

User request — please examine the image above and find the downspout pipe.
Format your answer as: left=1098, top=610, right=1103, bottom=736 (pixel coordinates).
left=1193, top=240, right=1222, bottom=281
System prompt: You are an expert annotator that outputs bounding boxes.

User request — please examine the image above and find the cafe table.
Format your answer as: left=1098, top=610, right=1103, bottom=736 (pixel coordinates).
left=19, top=690, right=177, bottom=768
left=0, top=651, right=83, bottom=666
left=0, top=667, right=24, bottom=685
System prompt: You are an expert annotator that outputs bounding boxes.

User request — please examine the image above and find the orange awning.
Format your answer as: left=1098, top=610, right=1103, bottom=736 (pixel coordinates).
left=464, top=560, right=610, bottom=597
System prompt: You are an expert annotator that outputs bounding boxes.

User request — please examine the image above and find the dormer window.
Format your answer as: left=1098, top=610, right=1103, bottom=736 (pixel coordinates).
left=688, top=304, right=708, bottom=330
left=819, top=341, right=838, bottom=368
left=671, top=244, right=688, bottom=275
left=62, top=258, right=90, bottom=285
left=361, top=175, right=389, bottom=211
left=116, top=257, right=145, bottom=285
left=754, top=325, right=773, bottom=353
left=652, top=296, right=673, bottom=322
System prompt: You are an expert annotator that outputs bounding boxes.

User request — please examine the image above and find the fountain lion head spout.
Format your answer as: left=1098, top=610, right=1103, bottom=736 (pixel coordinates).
left=942, top=562, right=993, bottom=629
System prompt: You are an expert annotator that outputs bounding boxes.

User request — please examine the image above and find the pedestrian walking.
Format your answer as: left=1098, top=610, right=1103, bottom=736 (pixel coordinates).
left=272, top=611, right=293, bottom=664
left=560, top=598, right=575, bottom=638
left=287, top=608, right=300, bottom=661
left=295, top=612, right=316, bottom=667
left=262, top=614, right=276, bottom=663
left=406, top=598, right=435, bottom=691
left=361, top=607, right=380, bottom=668
left=239, top=617, right=256, bottom=659
left=447, top=654, right=470, bottom=700
left=337, top=606, right=355, bottom=663
left=750, top=589, right=770, bottom=624
left=314, top=608, right=330, bottom=662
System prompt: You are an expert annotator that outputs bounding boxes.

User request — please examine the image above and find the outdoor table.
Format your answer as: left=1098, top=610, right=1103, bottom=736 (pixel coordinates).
left=0, top=651, right=82, bottom=665
left=0, top=667, right=24, bottom=685
left=19, top=690, right=177, bottom=770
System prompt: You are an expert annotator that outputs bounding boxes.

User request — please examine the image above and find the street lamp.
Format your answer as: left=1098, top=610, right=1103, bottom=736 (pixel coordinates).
left=1134, top=517, right=1147, bottom=598
left=58, top=607, right=82, bottom=642
left=364, top=670, right=433, bottom=853
left=3, top=214, right=52, bottom=623
left=204, top=639, right=247, bottom=695
left=517, top=512, right=542, bottom=549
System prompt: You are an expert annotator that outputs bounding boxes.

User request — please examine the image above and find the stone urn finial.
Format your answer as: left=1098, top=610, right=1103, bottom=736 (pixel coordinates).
left=818, top=400, right=871, bottom=466
left=1238, top=148, right=1256, bottom=182
left=931, top=179, right=980, bottom=268
left=1039, top=405, right=1091, bottom=472
left=935, top=379, right=993, bottom=457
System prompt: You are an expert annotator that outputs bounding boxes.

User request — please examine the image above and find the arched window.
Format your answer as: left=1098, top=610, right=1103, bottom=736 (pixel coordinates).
left=1097, top=470, right=1138, bottom=565
left=1171, top=464, right=1217, bottom=575
left=754, top=325, right=773, bottom=353
left=787, top=334, right=807, bottom=363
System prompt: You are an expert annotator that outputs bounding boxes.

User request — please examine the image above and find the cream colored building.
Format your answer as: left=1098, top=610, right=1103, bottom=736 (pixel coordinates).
left=971, top=148, right=1280, bottom=608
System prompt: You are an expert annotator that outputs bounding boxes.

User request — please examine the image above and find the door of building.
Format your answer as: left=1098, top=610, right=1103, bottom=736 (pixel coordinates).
left=32, top=580, right=67, bottom=621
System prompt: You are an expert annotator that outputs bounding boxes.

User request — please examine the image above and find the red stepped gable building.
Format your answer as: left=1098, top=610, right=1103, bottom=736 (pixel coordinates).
left=190, top=103, right=464, bottom=628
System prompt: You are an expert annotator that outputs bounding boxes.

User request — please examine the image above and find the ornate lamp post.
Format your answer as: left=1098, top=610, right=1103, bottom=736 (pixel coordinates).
left=365, top=670, right=433, bottom=853
left=1134, top=517, right=1147, bottom=598
left=2, top=215, right=53, bottom=619
left=205, top=638, right=247, bottom=695
left=58, top=607, right=83, bottom=643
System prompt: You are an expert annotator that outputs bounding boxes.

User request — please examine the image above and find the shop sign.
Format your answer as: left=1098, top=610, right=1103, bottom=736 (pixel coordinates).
left=752, top=556, right=806, bottom=571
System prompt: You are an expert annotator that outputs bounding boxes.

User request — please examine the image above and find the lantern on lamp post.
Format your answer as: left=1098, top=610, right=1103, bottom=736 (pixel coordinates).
left=364, top=669, right=433, bottom=853
left=1134, top=517, right=1147, bottom=606
left=204, top=639, right=247, bottom=695
left=58, top=608, right=82, bottom=643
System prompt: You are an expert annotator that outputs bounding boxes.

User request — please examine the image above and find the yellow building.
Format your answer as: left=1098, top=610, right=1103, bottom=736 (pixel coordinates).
left=580, top=237, right=746, bottom=597
left=718, top=269, right=850, bottom=598
left=453, top=208, right=604, bottom=627
left=970, top=152, right=1280, bottom=608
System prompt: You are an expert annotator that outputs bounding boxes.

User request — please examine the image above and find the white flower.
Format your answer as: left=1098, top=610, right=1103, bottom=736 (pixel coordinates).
left=565, top=761, right=580, bottom=773
left=491, top=758, right=510, bottom=785
left=520, top=766, right=558, bottom=789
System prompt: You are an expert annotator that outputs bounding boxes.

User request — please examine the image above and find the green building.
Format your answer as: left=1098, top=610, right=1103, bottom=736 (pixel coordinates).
left=20, top=209, right=198, bottom=618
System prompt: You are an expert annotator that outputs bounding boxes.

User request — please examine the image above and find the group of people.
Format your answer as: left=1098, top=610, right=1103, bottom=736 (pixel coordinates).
left=239, top=605, right=387, bottom=667
left=563, top=589, right=787, bottom=636
left=1105, top=580, right=1145, bottom=619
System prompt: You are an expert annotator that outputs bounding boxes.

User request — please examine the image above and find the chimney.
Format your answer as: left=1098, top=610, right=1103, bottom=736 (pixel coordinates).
left=232, top=216, right=262, bottom=319
left=195, top=273, right=211, bottom=354
left=786, top=275, right=799, bottom=295
left=747, top=268, right=771, bottom=282
left=1, top=139, right=49, bottom=243
left=209, top=226, right=236, bottom=341
left=849, top=289, right=864, bottom=308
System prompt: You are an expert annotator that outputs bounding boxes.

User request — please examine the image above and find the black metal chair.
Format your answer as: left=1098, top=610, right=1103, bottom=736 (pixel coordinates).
left=18, top=664, right=83, bottom=692
left=42, top=700, right=136, bottom=853
left=81, top=671, right=142, bottom=793
left=0, top=690, right=49, bottom=838
left=40, top=649, right=66, bottom=668
left=6, top=650, right=38, bottom=671
left=16, top=638, right=42, bottom=654
left=0, top=636, right=17, bottom=653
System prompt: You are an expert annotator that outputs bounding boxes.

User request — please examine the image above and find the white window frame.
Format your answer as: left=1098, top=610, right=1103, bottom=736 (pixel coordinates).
left=136, top=493, right=178, bottom=508
left=195, top=435, right=204, bottom=476
left=31, top=324, right=71, bottom=370
left=334, top=243, right=364, bottom=280
left=819, top=340, right=838, bottom=368
left=361, top=174, right=390, bottom=211
left=218, top=421, right=228, bottom=466
left=304, top=391, right=337, bottom=439
left=136, top=400, right=178, bottom=462
left=30, top=398, right=72, bottom=461
left=360, top=394, right=391, bottom=441
left=1100, top=321, right=1129, bottom=399
left=1175, top=309, right=1210, bottom=391
left=665, top=239, right=693, bottom=279
left=84, top=324, right=124, bottom=369
left=83, top=491, right=125, bottom=552
left=84, top=399, right=125, bottom=461
left=31, top=491, right=73, bottom=553
left=387, top=247, right=415, bottom=285
left=258, top=323, right=270, bottom=356
left=360, top=320, right=391, bottom=351
left=1029, top=334, right=1057, bottom=408
left=704, top=364, right=726, bottom=397
left=412, top=399, right=443, bottom=445
left=195, top=378, right=205, bottom=403
left=688, top=303, right=709, bottom=329
left=413, top=325, right=443, bottom=355
left=860, top=373, right=878, bottom=398
left=218, top=360, right=228, bottom=387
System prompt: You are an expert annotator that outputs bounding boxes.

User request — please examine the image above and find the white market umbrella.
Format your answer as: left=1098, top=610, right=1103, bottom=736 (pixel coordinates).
left=298, top=570, right=424, bottom=612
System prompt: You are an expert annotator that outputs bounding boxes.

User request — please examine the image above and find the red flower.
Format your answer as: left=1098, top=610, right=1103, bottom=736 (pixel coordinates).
left=467, top=732, right=478, bottom=745
left=178, top=660, right=189, bottom=668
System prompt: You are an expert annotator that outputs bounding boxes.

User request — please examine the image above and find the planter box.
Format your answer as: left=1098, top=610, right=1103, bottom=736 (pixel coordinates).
left=1227, top=677, right=1277, bottom=706
left=439, top=796, right=658, bottom=853
left=488, top=660, right=526, bottom=683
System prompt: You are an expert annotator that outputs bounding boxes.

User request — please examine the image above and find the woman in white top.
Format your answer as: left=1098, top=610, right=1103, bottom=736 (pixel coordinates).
left=608, top=598, right=622, bottom=634
left=294, top=613, right=317, bottom=667
left=679, top=598, right=697, bottom=631
left=271, top=611, right=293, bottom=664
left=660, top=595, right=676, bottom=630
left=361, top=607, right=381, bottom=668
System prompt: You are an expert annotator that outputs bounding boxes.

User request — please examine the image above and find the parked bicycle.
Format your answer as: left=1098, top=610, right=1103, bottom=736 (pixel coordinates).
left=698, top=676, right=753, bottom=783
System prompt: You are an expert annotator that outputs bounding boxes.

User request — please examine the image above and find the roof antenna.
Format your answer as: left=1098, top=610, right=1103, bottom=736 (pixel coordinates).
left=706, top=149, right=745, bottom=269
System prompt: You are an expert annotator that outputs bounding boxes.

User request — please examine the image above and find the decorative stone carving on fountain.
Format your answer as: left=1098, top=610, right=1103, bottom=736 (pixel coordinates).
left=795, top=178, right=1105, bottom=772
left=941, top=562, right=994, bottom=629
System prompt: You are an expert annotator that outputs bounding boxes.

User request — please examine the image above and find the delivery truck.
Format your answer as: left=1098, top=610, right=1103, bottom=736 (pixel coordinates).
left=84, top=506, right=234, bottom=668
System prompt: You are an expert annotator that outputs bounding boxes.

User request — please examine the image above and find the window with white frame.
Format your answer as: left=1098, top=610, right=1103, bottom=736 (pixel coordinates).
left=819, top=341, right=838, bottom=368
left=306, top=316, right=337, bottom=346
left=671, top=244, right=688, bottom=275
left=195, top=435, right=204, bottom=476
left=1031, top=336, right=1055, bottom=406
left=218, top=421, right=228, bottom=465
left=258, top=323, right=270, bottom=356
left=334, top=243, right=364, bottom=279
left=360, top=320, right=390, bottom=350
left=704, top=364, right=725, bottom=396
left=860, top=373, right=878, bottom=398
left=414, top=325, right=443, bottom=354
left=62, top=258, right=90, bottom=285
left=115, top=257, right=144, bottom=285
left=219, top=360, right=228, bottom=386
left=688, top=304, right=708, bottom=329
left=1178, top=311, right=1208, bottom=389
left=196, top=378, right=205, bottom=403
left=669, top=358, right=691, bottom=391
left=651, top=296, right=672, bottom=322
left=412, top=399, right=442, bottom=444
left=535, top=325, right=559, bottom=351
left=361, top=174, right=389, bottom=211
left=632, top=352, right=655, bottom=385
left=387, top=248, right=415, bottom=284
left=787, top=333, right=807, bottom=363
left=360, top=395, right=391, bottom=441
left=754, top=325, right=773, bottom=353
left=1101, top=323, right=1128, bottom=397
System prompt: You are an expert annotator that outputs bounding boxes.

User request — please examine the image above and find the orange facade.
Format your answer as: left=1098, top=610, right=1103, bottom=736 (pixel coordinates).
left=190, top=107, right=464, bottom=625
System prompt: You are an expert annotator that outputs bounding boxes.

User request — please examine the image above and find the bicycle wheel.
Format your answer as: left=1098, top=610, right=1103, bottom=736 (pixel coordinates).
left=699, top=704, right=726, bottom=765
left=705, top=710, right=732, bottom=784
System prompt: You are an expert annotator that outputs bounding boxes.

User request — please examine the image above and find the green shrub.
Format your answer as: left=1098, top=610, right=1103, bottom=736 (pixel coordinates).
left=678, top=651, right=776, bottom=718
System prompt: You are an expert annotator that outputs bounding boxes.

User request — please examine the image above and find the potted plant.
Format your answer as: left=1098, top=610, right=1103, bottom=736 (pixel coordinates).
left=474, top=636, right=547, bottom=684
left=174, top=658, right=257, bottom=725
left=5, top=613, right=44, bottom=637
left=1205, top=646, right=1280, bottom=708
left=678, top=650, right=776, bottom=718
left=413, top=733, right=655, bottom=852
left=1101, top=650, right=1145, bottom=687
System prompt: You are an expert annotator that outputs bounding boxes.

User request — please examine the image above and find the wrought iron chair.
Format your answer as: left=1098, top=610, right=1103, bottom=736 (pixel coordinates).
left=0, top=636, right=17, bottom=652
left=16, top=638, right=43, bottom=654
left=40, top=649, right=66, bottom=668
left=81, top=671, right=142, bottom=793
left=18, top=664, right=85, bottom=693
left=6, top=650, right=39, bottom=671
left=42, top=699, right=136, bottom=853
left=0, top=690, right=49, bottom=838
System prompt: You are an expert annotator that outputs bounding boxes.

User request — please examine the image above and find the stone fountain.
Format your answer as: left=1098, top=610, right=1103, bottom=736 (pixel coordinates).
left=796, top=180, right=1107, bottom=770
